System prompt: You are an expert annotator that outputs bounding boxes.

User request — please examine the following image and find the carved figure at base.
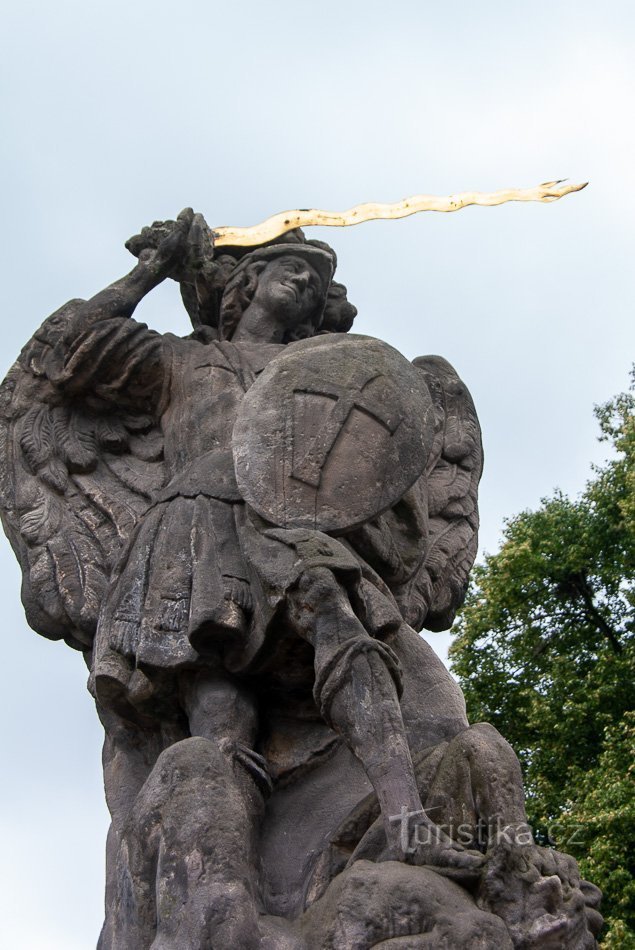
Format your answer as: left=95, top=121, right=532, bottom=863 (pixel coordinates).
left=0, top=210, right=601, bottom=947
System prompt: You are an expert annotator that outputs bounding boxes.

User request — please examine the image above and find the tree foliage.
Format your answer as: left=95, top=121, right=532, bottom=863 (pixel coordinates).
left=449, top=373, right=635, bottom=941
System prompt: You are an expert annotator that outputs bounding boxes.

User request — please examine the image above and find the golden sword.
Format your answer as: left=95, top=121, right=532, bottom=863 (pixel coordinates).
left=211, top=180, right=587, bottom=248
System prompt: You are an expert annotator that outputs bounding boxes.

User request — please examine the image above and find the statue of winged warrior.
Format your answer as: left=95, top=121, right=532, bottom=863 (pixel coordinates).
left=0, top=209, right=602, bottom=948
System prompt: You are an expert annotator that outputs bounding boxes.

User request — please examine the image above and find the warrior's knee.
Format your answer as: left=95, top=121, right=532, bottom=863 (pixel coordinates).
left=296, top=565, right=341, bottom=602
left=288, top=566, right=351, bottom=642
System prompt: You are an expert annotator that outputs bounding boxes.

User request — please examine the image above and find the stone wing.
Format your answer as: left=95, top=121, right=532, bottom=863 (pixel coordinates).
left=411, top=355, right=483, bottom=632
left=0, top=301, right=166, bottom=651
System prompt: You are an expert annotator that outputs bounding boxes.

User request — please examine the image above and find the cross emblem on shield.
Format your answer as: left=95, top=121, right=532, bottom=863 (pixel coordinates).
left=291, top=371, right=403, bottom=488
left=233, top=334, right=435, bottom=533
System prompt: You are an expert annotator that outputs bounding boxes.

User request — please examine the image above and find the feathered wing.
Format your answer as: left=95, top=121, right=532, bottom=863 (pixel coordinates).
left=0, top=301, right=166, bottom=651
left=410, top=355, right=484, bottom=632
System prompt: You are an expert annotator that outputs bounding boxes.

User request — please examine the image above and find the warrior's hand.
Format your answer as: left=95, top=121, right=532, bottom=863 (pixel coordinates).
left=125, top=209, right=214, bottom=284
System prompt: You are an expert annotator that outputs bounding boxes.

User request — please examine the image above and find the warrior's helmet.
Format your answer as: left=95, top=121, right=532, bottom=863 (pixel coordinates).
left=181, top=231, right=357, bottom=341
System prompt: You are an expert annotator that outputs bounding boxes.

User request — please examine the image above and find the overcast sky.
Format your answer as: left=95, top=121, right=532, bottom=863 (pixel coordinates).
left=1, top=2, right=634, bottom=946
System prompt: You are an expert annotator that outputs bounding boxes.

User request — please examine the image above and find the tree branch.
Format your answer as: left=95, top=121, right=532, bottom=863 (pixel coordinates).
left=568, top=572, right=623, bottom=653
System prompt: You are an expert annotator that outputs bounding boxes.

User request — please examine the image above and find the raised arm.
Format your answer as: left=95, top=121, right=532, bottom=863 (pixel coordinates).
left=67, top=207, right=199, bottom=331
left=33, top=210, right=213, bottom=410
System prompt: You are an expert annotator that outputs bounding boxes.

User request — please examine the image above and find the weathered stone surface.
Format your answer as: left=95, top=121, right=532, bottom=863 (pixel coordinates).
left=0, top=209, right=601, bottom=947
left=233, top=333, right=436, bottom=532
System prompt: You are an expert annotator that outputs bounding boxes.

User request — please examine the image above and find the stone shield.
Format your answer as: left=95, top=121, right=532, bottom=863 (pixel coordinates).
left=233, top=334, right=435, bottom=533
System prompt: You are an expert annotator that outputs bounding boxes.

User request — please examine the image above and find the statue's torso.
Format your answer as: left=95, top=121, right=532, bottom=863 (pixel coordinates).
left=160, top=337, right=285, bottom=482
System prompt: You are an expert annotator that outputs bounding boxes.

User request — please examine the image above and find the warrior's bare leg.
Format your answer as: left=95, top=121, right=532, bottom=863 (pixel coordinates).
left=180, top=667, right=272, bottom=808
left=287, top=567, right=483, bottom=872
left=157, top=669, right=268, bottom=950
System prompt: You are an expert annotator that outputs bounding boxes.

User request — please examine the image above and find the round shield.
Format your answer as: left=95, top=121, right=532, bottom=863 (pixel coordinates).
left=232, top=334, right=435, bottom=533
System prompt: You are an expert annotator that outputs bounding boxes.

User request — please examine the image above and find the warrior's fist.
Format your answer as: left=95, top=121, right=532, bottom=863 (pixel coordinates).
left=125, top=209, right=214, bottom=283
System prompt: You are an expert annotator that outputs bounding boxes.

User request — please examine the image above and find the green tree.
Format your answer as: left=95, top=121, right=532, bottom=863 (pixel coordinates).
left=559, top=713, right=635, bottom=947
left=449, top=373, right=635, bottom=940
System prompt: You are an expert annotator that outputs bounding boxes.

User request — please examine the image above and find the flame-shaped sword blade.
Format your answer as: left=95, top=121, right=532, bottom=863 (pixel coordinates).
left=211, top=180, right=587, bottom=248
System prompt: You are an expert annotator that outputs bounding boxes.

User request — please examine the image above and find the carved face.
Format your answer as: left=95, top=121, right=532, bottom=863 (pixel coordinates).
left=250, top=256, right=323, bottom=328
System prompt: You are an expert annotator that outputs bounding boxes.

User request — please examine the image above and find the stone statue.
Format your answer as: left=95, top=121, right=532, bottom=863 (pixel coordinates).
left=0, top=209, right=602, bottom=948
